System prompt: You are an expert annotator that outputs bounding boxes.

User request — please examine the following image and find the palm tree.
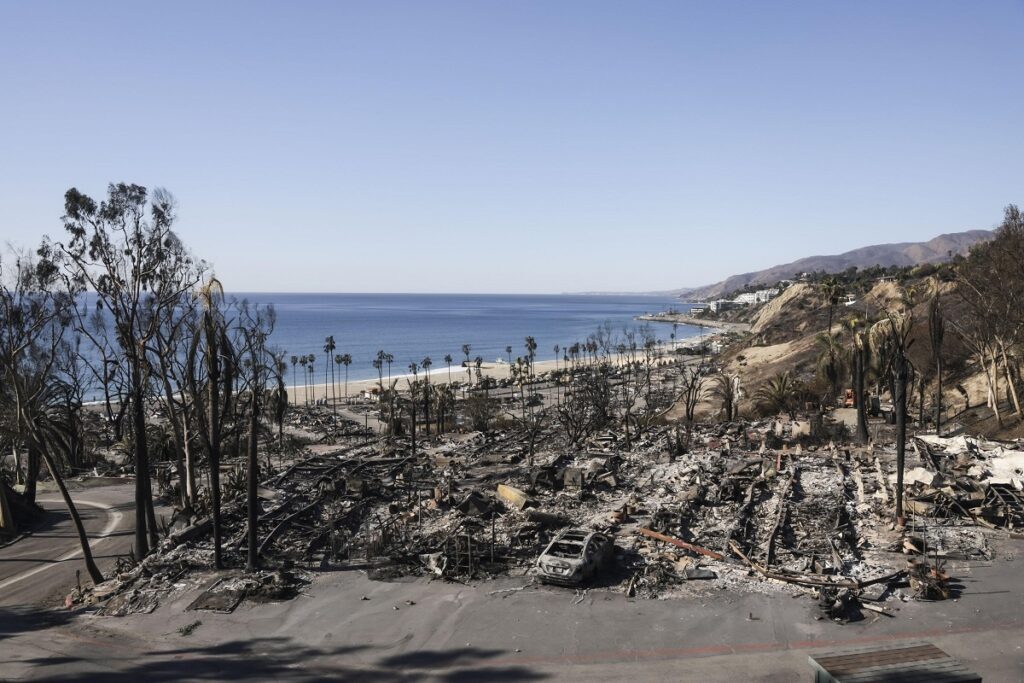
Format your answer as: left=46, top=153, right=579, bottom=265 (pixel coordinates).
left=524, top=336, right=537, bottom=393
left=299, top=355, right=309, bottom=405
left=849, top=319, right=871, bottom=444
left=815, top=331, right=847, bottom=407
left=928, top=279, right=945, bottom=434
left=870, top=311, right=915, bottom=525
left=821, top=276, right=845, bottom=335
left=505, top=345, right=513, bottom=377
left=444, top=354, right=453, bottom=385
left=462, top=344, right=473, bottom=389
left=337, top=353, right=352, bottom=404
left=754, top=371, right=800, bottom=418
left=421, top=356, right=433, bottom=433
left=290, top=355, right=299, bottom=405
left=373, top=356, right=384, bottom=391
left=324, top=336, right=337, bottom=416
left=407, top=362, right=419, bottom=454
left=307, top=354, right=316, bottom=404
left=709, top=372, right=738, bottom=421
left=335, top=356, right=344, bottom=403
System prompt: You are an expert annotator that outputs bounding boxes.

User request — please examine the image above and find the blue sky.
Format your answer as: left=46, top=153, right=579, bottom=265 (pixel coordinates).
left=1, top=1, right=1021, bottom=293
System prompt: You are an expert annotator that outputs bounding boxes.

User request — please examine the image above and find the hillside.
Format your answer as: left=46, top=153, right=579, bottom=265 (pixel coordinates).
left=679, top=229, right=991, bottom=300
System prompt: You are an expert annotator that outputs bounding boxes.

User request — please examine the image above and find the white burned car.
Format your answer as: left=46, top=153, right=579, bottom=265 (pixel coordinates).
left=536, top=528, right=614, bottom=586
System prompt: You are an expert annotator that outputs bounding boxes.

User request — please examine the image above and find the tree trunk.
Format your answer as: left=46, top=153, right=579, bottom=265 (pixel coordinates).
left=12, top=445, right=23, bottom=486
left=24, top=444, right=40, bottom=505
left=209, top=369, right=224, bottom=570
left=39, top=447, right=104, bottom=584
left=983, top=350, right=1003, bottom=427
left=130, top=381, right=151, bottom=558
left=998, top=342, right=1022, bottom=418
left=855, top=346, right=869, bottom=444
left=246, top=390, right=259, bottom=572
left=934, top=355, right=943, bottom=436
left=918, top=377, right=926, bottom=428
left=894, top=358, right=907, bottom=526
left=183, top=422, right=197, bottom=505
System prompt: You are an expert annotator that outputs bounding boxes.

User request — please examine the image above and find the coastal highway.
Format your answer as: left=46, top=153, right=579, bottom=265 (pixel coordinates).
left=0, top=482, right=137, bottom=608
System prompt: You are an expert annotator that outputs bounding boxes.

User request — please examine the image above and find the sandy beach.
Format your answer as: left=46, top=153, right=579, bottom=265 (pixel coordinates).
left=286, top=331, right=725, bottom=405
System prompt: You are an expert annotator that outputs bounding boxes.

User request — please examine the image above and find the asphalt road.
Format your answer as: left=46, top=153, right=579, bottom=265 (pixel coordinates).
left=0, top=482, right=138, bottom=608
left=1, top=529, right=1021, bottom=681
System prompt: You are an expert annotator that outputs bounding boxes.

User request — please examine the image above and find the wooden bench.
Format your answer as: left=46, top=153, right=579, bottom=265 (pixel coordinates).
left=808, top=640, right=981, bottom=682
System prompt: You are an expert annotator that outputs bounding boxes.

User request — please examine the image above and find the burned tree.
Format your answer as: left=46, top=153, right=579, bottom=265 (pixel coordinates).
left=0, top=247, right=104, bottom=583
left=678, top=365, right=705, bottom=423
left=927, top=279, right=945, bottom=434
left=53, top=184, right=205, bottom=557
left=186, top=278, right=235, bottom=570
left=237, top=300, right=275, bottom=572
left=870, top=311, right=915, bottom=526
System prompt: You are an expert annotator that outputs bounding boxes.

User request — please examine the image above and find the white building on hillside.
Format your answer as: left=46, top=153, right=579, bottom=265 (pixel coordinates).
left=732, top=288, right=780, bottom=306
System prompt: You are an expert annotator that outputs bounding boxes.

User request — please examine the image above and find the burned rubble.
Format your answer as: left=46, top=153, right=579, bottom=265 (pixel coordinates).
left=76, top=403, right=1024, bottom=624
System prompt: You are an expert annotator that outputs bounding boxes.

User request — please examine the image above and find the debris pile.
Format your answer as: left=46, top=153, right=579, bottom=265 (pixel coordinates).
left=80, top=411, right=1022, bottom=620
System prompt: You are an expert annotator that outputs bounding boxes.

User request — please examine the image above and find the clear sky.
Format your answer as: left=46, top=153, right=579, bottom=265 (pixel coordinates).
left=1, top=1, right=1021, bottom=293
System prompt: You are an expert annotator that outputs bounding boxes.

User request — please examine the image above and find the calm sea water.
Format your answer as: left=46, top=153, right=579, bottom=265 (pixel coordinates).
left=229, top=293, right=694, bottom=383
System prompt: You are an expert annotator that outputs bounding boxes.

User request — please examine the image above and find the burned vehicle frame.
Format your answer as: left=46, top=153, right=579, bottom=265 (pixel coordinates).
left=536, top=528, right=614, bottom=586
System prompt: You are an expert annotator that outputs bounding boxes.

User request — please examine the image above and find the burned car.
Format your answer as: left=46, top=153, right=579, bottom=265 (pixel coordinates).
left=536, top=528, right=614, bottom=586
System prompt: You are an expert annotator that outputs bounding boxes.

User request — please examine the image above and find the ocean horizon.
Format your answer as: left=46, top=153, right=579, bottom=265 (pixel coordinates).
left=229, top=292, right=698, bottom=384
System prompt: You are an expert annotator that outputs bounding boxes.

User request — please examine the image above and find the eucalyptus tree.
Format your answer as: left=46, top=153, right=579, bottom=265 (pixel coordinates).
left=0, top=247, right=104, bottom=583
left=153, top=290, right=201, bottom=506
left=955, top=206, right=1024, bottom=425
left=52, top=183, right=205, bottom=557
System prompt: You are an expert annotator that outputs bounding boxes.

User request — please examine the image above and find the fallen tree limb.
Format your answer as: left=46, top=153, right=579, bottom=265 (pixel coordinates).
left=729, top=540, right=905, bottom=590
left=637, top=527, right=727, bottom=562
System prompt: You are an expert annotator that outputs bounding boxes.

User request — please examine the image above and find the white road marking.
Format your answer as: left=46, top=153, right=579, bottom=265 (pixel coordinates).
left=0, top=498, right=124, bottom=593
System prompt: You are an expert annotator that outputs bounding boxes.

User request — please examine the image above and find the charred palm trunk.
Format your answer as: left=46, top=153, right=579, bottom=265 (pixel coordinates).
left=855, top=344, right=869, bottom=444
left=209, top=356, right=224, bottom=570
left=894, top=356, right=908, bottom=526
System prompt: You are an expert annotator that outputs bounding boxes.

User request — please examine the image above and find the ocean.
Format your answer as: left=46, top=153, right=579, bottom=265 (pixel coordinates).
left=229, top=293, right=695, bottom=383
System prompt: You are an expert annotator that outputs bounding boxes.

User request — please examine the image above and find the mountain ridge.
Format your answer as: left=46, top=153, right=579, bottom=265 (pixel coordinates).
left=674, top=229, right=992, bottom=300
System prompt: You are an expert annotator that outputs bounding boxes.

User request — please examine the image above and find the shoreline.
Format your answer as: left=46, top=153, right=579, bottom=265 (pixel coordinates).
left=286, top=333, right=724, bottom=404
left=637, top=313, right=751, bottom=333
